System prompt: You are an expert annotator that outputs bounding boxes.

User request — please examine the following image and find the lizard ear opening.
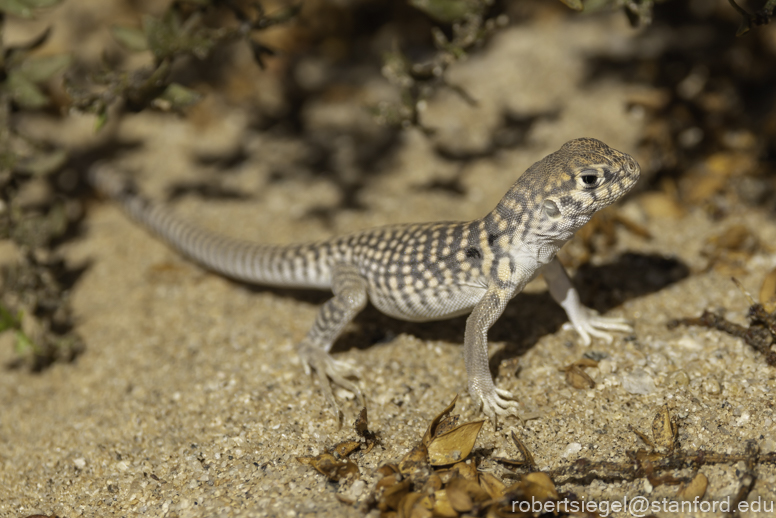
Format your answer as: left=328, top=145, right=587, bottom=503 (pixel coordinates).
left=543, top=199, right=561, bottom=218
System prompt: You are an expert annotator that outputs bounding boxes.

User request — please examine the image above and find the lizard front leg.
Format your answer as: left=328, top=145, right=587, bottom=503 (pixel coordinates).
left=542, top=257, right=631, bottom=345
left=464, top=285, right=521, bottom=423
left=297, top=263, right=367, bottom=419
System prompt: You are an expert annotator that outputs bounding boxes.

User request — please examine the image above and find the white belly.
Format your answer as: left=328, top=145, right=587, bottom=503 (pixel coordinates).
left=368, top=283, right=487, bottom=322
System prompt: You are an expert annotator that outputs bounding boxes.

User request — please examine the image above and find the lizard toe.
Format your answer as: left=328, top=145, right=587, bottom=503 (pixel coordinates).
left=479, top=389, right=521, bottom=427
left=298, top=343, right=364, bottom=412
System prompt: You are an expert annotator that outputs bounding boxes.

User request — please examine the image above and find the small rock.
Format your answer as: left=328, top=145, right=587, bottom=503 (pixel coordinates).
left=340, top=479, right=366, bottom=502
left=761, top=437, right=776, bottom=453
left=622, top=369, right=656, bottom=395
left=677, top=335, right=703, bottom=350
left=677, top=473, right=708, bottom=501
left=647, top=353, right=669, bottom=373
left=703, top=377, right=721, bottom=395
left=668, top=370, right=690, bottom=387
left=562, top=442, right=582, bottom=458
left=597, top=359, right=616, bottom=375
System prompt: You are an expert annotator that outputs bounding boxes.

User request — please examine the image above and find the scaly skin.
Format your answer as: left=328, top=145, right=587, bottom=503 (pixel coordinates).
left=90, top=138, right=641, bottom=422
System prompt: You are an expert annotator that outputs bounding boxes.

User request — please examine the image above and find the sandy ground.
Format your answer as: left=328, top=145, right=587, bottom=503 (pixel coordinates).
left=1, top=7, right=775, bottom=518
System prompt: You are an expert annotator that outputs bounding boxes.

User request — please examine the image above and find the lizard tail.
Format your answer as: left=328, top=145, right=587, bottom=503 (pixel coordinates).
left=87, top=164, right=332, bottom=289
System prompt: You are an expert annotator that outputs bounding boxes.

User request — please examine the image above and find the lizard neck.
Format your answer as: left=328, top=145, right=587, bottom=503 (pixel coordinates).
left=481, top=186, right=590, bottom=269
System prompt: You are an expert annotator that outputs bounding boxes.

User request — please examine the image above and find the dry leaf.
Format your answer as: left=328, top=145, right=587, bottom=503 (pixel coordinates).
left=627, top=87, right=671, bottom=110
left=451, top=461, right=478, bottom=481
left=432, top=490, right=459, bottom=518
left=639, top=191, right=685, bottom=219
left=564, top=365, right=595, bottom=389
left=560, top=358, right=598, bottom=389
left=504, top=472, right=559, bottom=512
left=702, top=224, right=760, bottom=273
left=493, top=430, right=536, bottom=469
left=427, top=420, right=484, bottom=466
left=760, top=268, right=776, bottom=313
left=376, top=473, right=401, bottom=494
left=521, top=472, right=558, bottom=501
left=377, top=464, right=399, bottom=477
left=437, top=461, right=478, bottom=482
left=651, top=404, right=678, bottom=451
left=333, top=440, right=361, bottom=458
left=398, top=491, right=426, bottom=518
left=355, top=406, right=369, bottom=434
left=445, top=477, right=490, bottom=512
left=354, top=406, right=377, bottom=454
left=418, top=493, right=435, bottom=511
left=446, top=485, right=473, bottom=513
left=709, top=224, right=758, bottom=252
left=684, top=176, right=726, bottom=205
left=705, top=152, right=757, bottom=177
left=297, top=452, right=359, bottom=482
left=558, top=0, right=583, bottom=11
left=676, top=472, right=708, bottom=501
left=421, top=473, right=443, bottom=493
left=380, top=479, right=412, bottom=512
left=682, top=152, right=757, bottom=204
left=423, top=395, right=458, bottom=447
left=398, top=442, right=430, bottom=478
left=630, top=424, right=655, bottom=450
left=575, top=358, right=600, bottom=368
left=435, top=414, right=461, bottom=436
left=479, top=472, right=506, bottom=499
left=633, top=449, right=667, bottom=463
left=335, top=492, right=356, bottom=505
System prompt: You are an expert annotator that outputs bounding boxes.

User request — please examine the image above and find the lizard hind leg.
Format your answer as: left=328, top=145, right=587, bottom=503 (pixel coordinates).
left=297, top=263, right=368, bottom=420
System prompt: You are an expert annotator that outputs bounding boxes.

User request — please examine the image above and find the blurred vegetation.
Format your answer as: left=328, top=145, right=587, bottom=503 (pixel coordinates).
left=68, top=1, right=300, bottom=127
left=728, top=0, right=776, bottom=34
left=1, top=0, right=302, bottom=368
left=1, top=0, right=775, bottom=369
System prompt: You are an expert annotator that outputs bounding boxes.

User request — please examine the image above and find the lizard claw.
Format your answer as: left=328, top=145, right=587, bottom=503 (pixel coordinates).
left=568, top=308, right=632, bottom=346
left=474, top=387, right=522, bottom=427
left=298, top=342, right=364, bottom=419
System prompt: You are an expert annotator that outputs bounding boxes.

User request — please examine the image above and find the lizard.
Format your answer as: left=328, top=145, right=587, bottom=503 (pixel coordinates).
left=88, top=137, right=640, bottom=422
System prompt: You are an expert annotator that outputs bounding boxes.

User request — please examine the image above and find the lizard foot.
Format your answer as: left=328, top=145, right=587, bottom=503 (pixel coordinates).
left=298, top=342, right=364, bottom=419
left=473, top=386, right=522, bottom=427
left=569, top=307, right=632, bottom=346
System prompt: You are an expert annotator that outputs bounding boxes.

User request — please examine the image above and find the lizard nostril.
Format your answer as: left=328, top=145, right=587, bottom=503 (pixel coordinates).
left=625, top=158, right=638, bottom=174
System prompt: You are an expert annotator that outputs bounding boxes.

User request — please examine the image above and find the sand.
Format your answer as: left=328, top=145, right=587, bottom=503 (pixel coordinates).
left=1, top=5, right=774, bottom=518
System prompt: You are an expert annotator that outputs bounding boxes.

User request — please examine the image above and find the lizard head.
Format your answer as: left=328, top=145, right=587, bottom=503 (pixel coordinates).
left=530, top=138, right=640, bottom=231
left=488, top=138, right=640, bottom=245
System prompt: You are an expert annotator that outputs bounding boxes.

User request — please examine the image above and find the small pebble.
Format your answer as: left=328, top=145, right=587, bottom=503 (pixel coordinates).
left=702, top=377, right=721, bottom=395
left=562, top=442, right=582, bottom=458
left=668, top=370, right=690, bottom=387
left=597, top=359, right=616, bottom=375
left=677, top=335, right=703, bottom=350
left=622, top=369, right=655, bottom=395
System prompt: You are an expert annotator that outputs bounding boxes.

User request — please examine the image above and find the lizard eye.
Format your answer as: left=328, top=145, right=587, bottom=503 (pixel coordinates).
left=578, top=170, right=601, bottom=189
